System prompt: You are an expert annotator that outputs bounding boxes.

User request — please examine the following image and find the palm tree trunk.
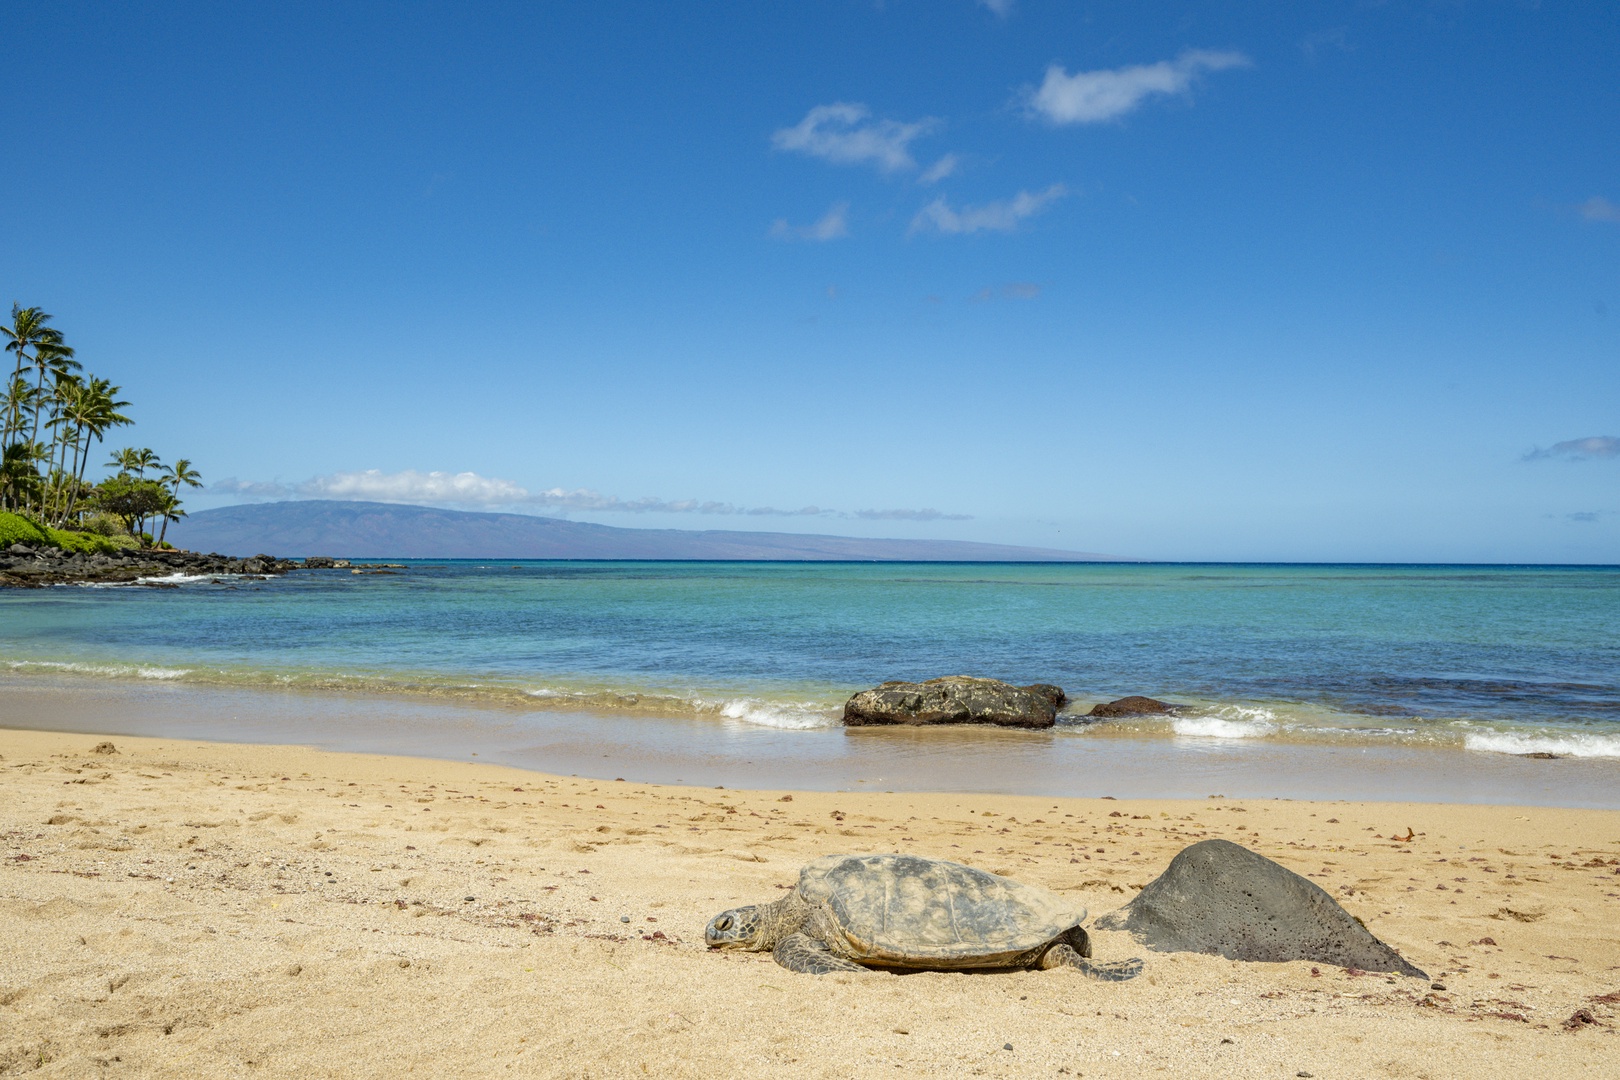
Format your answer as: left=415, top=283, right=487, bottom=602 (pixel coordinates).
left=29, top=365, right=47, bottom=450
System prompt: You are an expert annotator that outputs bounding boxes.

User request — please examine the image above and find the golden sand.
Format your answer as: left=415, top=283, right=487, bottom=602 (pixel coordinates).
left=2, top=727, right=1617, bottom=1078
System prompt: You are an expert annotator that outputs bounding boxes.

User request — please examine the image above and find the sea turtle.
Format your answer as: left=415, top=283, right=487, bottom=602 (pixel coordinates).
left=705, top=853, right=1143, bottom=979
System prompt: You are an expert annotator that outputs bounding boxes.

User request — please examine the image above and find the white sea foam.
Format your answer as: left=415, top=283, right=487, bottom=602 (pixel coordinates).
left=133, top=572, right=221, bottom=585
left=6, top=659, right=192, bottom=681
left=717, top=699, right=837, bottom=730
left=1171, top=706, right=1276, bottom=740
left=1463, top=731, right=1620, bottom=759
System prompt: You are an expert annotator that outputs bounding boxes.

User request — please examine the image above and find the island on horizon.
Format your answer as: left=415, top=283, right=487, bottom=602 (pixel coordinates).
left=165, top=499, right=1126, bottom=562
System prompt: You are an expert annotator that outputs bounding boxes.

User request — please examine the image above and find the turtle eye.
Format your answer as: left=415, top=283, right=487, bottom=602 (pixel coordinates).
left=714, top=916, right=733, bottom=932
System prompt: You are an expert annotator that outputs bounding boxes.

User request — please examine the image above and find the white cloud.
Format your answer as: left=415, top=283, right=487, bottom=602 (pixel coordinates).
left=772, top=103, right=938, bottom=173
left=1523, top=436, right=1620, bottom=462
left=909, top=184, right=1066, bottom=235
left=918, top=153, right=961, bottom=185
left=978, top=0, right=1015, bottom=18
left=854, top=508, right=973, bottom=521
left=211, top=470, right=972, bottom=520
left=1580, top=196, right=1620, bottom=224
left=1027, top=49, right=1250, bottom=125
left=770, top=201, right=850, bottom=241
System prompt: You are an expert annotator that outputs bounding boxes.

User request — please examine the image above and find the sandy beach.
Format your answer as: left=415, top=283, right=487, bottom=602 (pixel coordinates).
left=3, top=729, right=1618, bottom=1077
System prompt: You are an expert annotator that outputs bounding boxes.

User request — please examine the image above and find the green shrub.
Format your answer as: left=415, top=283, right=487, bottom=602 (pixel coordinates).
left=45, top=527, right=121, bottom=554
left=78, top=511, right=130, bottom=537
left=0, top=511, right=52, bottom=548
left=0, top=511, right=124, bottom=554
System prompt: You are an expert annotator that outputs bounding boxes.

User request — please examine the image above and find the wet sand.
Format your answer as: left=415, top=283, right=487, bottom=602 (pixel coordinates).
left=5, top=675, right=1620, bottom=808
left=2, top=726, right=1617, bottom=1078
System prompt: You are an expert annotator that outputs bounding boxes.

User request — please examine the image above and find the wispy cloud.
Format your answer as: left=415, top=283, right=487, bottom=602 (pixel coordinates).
left=1522, top=436, right=1620, bottom=462
left=214, top=470, right=530, bottom=504
left=772, top=103, right=938, bottom=173
left=918, top=153, right=961, bottom=185
left=1566, top=511, right=1602, bottom=523
left=770, top=201, right=850, bottom=241
left=211, top=470, right=972, bottom=521
left=910, top=184, right=1066, bottom=235
left=1579, top=196, right=1620, bottom=224
left=977, top=0, right=1015, bottom=18
left=1027, top=49, right=1250, bottom=125
left=854, top=508, right=973, bottom=521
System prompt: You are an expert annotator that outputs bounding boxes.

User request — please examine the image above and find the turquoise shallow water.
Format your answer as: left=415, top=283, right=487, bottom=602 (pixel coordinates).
left=2, top=561, right=1618, bottom=758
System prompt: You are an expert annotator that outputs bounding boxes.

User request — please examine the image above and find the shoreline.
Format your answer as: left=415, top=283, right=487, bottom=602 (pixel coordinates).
left=6, top=674, right=1620, bottom=809
left=3, top=725, right=1617, bottom=1077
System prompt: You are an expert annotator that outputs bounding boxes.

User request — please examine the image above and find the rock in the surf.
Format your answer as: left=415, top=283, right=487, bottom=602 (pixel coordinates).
left=842, top=677, right=1060, bottom=729
left=1023, top=684, right=1067, bottom=710
left=1095, top=839, right=1427, bottom=977
left=1087, top=696, right=1183, bottom=718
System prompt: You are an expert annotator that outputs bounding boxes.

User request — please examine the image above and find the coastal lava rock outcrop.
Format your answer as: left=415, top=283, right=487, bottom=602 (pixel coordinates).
left=842, top=677, right=1063, bottom=729
left=1087, top=695, right=1184, bottom=718
left=1095, top=838, right=1427, bottom=977
left=0, top=543, right=298, bottom=588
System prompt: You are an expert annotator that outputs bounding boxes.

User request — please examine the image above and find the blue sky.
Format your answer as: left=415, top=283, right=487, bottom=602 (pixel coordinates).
left=4, top=1, right=1617, bottom=561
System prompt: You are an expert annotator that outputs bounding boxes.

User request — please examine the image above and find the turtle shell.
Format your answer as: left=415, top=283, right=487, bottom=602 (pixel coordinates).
left=797, top=854, right=1085, bottom=969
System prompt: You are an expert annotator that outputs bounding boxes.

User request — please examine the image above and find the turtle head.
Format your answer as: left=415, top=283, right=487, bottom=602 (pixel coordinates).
left=705, top=904, right=768, bottom=950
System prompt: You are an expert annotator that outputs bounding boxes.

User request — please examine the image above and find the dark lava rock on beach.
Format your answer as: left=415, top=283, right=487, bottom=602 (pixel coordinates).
left=1095, top=839, right=1427, bottom=978
left=842, top=676, right=1061, bottom=729
left=1022, top=683, right=1067, bottom=709
left=1087, top=695, right=1184, bottom=718
left=0, top=542, right=299, bottom=588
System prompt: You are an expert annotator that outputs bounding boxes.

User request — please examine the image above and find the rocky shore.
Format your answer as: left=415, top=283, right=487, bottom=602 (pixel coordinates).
left=0, top=543, right=301, bottom=588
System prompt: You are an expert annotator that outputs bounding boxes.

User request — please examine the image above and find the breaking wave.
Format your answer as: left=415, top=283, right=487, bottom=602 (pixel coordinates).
left=716, top=699, right=838, bottom=730
left=7, top=660, right=193, bottom=681
left=1171, top=706, right=1277, bottom=740
left=1463, top=731, right=1620, bottom=758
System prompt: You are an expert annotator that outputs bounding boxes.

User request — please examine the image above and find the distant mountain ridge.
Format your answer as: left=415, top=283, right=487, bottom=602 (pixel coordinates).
left=167, top=501, right=1120, bottom=561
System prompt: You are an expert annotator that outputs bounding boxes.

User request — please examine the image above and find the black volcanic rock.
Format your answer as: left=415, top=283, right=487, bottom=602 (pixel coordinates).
left=0, top=544, right=297, bottom=588
left=1087, top=696, right=1184, bottom=718
left=1096, top=839, right=1427, bottom=978
left=842, top=677, right=1060, bottom=729
left=165, top=500, right=1123, bottom=561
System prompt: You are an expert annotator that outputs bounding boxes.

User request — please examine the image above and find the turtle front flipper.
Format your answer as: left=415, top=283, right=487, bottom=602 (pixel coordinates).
left=773, top=933, right=866, bottom=974
left=1040, top=943, right=1144, bottom=982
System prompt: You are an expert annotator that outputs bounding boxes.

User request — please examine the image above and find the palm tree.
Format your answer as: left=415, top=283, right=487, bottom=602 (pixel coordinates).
left=2, top=305, right=59, bottom=440
left=154, top=458, right=202, bottom=546
left=106, top=446, right=145, bottom=476
left=160, top=458, right=202, bottom=497
left=43, top=374, right=82, bottom=495
left=155, top=491, right=187, bottom=547
left=27, top=338, right=79, bottom=449
left=104, top=446, right=156, bottom=476
left=0, top=441, right=43, bottom=510
left=2, top=375, right=35, bottom=437
left=0, top=376, right=36, bottom=508
left=60, top=379, right=131, bottom=523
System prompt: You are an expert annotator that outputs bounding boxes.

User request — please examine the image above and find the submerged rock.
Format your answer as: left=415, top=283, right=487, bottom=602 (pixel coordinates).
left=1095, top=839, right=1427, bottom=978
left=842, top=677, right=1061, bottom=729
left=1087, top=696, right=1183, bottom=718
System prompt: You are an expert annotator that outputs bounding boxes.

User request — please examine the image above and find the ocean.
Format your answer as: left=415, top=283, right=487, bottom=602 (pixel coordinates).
left=3, top=560, right=1617, bottom=750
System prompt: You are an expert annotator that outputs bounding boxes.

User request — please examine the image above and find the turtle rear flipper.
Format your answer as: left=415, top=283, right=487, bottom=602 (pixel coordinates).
left=1040, top=943, right=1144, bottom=981
left=773, top=933, right=866, bottom=974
